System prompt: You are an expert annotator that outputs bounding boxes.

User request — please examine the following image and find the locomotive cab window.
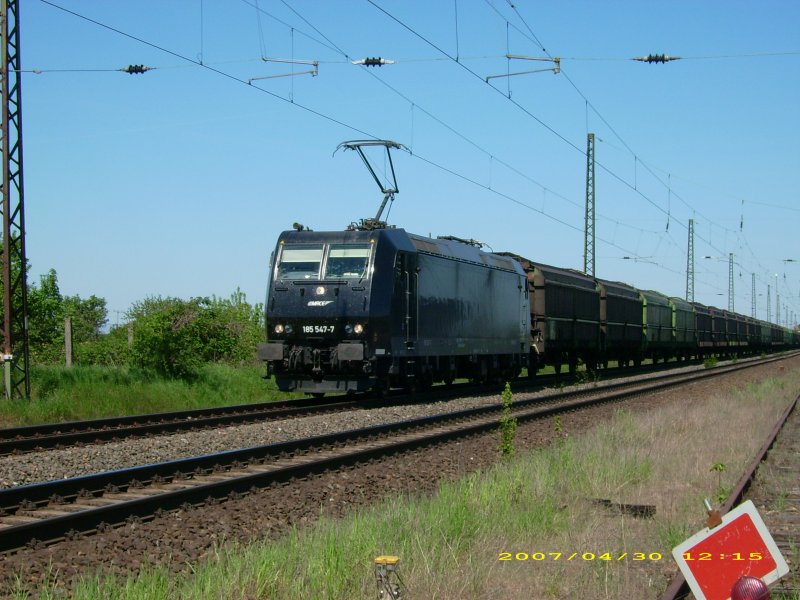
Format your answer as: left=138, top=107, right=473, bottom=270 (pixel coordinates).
left=276, top=245, right=324, bottom=280
left=324, top=244, right=371, bottom=279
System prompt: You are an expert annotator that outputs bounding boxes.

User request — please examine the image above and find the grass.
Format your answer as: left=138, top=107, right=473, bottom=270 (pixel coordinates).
left=9, top=366, right=800, bottom=599
left=0, top=364, right=297, bottom=428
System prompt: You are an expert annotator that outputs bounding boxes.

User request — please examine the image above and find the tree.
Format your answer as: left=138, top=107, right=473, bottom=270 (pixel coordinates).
left=27, top=269, right=64, bottom=349
left=24, top=268, right=110, bottom=364
left=63, top=294, right=108, bottom=343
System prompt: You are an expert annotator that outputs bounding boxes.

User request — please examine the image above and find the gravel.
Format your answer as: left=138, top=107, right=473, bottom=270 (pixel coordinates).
left=0, top=360, right=717, bottom=489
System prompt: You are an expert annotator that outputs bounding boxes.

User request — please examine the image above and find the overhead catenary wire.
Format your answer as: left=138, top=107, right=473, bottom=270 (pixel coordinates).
left=489, top=3, right=796, bottom=313
left=491, top=0, right=795, bottom=304
left=33, top=2, right=790, bottom=273
left=491, top=0, right=758, bottom=238
left=37, top=1, right=795, bottom=313
left=38, top=0, right=671, bottom=275
left=365, top=1, right=689, bottom=228
left=38, top=0, right=376, bottom=139
left=364, top=1, right=697, bottom=258
left=275, top=0, right=670, bottom=241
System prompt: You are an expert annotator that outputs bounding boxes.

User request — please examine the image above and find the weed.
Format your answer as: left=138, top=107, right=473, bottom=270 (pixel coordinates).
left=710, top=462, right=727, bottom=502
left=703, top=356, right=718, bottom=369
left=498, top=383, right=517, bottom=458
left=657, top=521, right=689, bottom=550
left=715, top=485, right=731, bottom=505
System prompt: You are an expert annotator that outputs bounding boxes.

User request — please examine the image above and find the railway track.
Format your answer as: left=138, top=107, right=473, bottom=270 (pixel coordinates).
left=749, top=399, right=800, bottom=598
left=661, top=391, right=800, bottom=599
left=0, top=395, right=365, bottom=456
left=0, top=352, right=789, bottom=457
left=0, top=354, right=791, bottom=555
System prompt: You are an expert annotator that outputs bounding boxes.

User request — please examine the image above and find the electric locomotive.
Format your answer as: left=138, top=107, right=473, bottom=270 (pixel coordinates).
left=258, top=227, right=530, bottom=395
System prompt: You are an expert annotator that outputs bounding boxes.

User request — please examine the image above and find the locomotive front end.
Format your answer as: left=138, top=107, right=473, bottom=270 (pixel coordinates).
left=259, top=229, right=384, bottom=394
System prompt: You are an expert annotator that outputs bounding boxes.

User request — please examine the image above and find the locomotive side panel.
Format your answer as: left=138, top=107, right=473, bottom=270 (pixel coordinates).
left=411, top=253, right=527, bottom=357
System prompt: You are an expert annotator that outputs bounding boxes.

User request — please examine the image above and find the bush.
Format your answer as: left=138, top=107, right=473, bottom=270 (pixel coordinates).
left=74, top=326, right=131, bottom=367
left=127, top=291, right=264, bottom=379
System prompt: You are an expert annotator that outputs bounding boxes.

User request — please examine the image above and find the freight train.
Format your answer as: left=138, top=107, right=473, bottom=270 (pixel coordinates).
left=258, top=226, right=798, bottom=395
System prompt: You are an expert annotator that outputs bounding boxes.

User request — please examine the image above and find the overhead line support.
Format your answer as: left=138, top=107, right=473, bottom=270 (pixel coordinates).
left=685, top=219, right=694, bottom=302
left=728, top=253, right=734, bottom=312
left=0, top=0, right=30, bottom=399
left=583, top=133, right=595, bottom=277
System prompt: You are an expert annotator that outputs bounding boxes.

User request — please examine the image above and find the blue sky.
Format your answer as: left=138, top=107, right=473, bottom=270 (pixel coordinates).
left=21, top=1, right=800, bottom=326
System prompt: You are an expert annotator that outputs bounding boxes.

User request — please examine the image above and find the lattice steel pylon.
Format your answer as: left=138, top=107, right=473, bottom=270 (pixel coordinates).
left=728, top=253, right=734, bottom=312
left=583, top=133, right=595, bottom=276
left=0, top=0, right=30, bottom=399
left=767, top=285, right=771, bottom=322
left=751, top=273, right=756, bottom=318
left=685, top=219, right=694, bottom=302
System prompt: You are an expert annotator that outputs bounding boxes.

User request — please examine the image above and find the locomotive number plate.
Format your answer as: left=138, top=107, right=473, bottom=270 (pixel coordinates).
left=302, top=325, right=335, bottom=334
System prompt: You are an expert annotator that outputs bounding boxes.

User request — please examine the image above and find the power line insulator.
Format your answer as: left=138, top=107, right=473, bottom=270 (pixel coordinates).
left=632, top=54, right=681, bottom=64
left=121, top=64, right=152, bottom=74
left=352, top=57, right=395, bottom=67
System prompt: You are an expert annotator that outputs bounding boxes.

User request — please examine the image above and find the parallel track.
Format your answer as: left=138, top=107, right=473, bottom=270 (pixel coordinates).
left=661, top=390, right=800, bottom=599
left=0, top=353, right=792, bottom=555
left=0, top=352, right=789, bottom=456
left=0, top=395, right=363, bottom=456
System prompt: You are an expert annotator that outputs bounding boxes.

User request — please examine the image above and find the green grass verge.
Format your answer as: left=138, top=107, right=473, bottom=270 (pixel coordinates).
left=0, top=364, right=297, bottom=428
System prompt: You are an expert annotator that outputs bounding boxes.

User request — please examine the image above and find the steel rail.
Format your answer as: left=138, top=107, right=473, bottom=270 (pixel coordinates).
left=0, top=353, right=792, bottom=554
left=659, top=391, right=800, bottom=600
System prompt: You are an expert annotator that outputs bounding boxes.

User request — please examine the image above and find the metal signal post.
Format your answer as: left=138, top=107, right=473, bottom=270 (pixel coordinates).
left=0, top=0, right=30, bottom=399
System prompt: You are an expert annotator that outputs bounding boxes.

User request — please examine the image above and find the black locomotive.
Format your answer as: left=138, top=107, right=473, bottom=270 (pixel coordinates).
left=258, top=227, right=530, bottom=394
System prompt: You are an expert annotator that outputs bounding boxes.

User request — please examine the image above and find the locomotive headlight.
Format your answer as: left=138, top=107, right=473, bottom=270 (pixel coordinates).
left=345, top=324, right=353, bottom=334
left=274, top=324, right=285, bottom=334
left=353, top=323, right=364, bottom=335
left=284, top=324, right=294, bottom=334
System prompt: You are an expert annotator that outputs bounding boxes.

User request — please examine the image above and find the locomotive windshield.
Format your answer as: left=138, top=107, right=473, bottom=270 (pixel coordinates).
left=276, top=245, right=323, bottom=280
left=324, top=244, right=371, bottom=279
left=275, top=243, right=372, bottom=281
